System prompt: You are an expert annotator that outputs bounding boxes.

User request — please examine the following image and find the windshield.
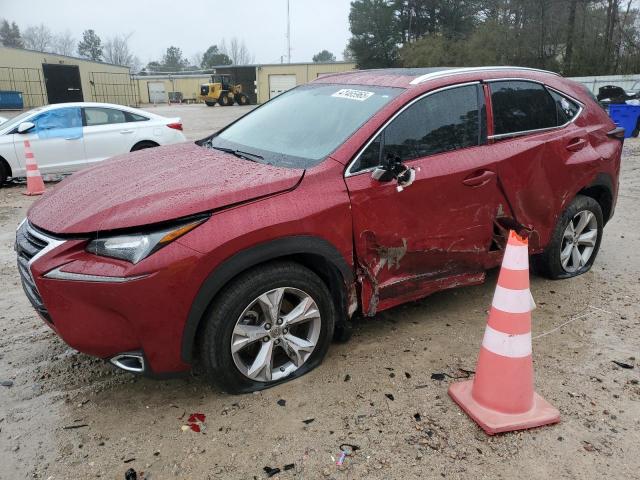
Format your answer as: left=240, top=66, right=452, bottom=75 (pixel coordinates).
left=0, top=108, right=42, bottom=133
left=203, top=83, right=402, bottom=168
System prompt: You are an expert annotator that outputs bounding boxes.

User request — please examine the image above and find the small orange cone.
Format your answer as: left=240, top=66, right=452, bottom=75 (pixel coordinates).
left=22, top=140, right=45, bottom=196
left=448, top=230, right=560, bottom=435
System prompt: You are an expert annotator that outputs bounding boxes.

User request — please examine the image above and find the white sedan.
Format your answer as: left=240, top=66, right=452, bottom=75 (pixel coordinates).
left=0, top=102, right=186, bottom=185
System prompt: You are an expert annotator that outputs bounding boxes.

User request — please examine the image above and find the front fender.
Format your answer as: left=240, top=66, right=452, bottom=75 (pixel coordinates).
left=180, top=235, right=353, bottom=363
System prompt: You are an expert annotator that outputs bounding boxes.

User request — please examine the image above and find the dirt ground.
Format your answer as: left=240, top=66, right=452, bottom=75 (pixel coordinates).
left=1, top=104, right=639, bottom=480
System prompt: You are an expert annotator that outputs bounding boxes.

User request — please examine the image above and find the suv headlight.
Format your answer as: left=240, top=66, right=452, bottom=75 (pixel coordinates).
left=86, top=217, right=207, bottom=264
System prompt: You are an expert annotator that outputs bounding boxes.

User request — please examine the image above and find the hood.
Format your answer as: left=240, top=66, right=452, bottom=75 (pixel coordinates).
left=28, top=142, right=303, bottom=234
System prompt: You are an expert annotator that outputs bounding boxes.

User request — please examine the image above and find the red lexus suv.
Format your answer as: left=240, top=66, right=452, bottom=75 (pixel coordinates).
left=16, top=67, right=622, bottom=393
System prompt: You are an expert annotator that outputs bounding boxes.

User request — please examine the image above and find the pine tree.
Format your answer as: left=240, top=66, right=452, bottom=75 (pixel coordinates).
left=77, top=29, right=103, bottom=61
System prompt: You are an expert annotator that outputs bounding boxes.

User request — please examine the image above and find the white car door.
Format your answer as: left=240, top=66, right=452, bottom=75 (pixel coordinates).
left=13, top=107, right=86, bottom=175
left=83, top=107, right=139, bottom=165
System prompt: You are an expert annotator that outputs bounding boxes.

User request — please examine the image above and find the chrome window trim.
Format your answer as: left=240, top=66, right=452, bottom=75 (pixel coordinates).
left=44, top=267, right=148, bottom=283
left=345, top=81, right=480, bottom=177
left=409, top=66, right=560, bottom=86
left=486, top=80, right=584, bottom=141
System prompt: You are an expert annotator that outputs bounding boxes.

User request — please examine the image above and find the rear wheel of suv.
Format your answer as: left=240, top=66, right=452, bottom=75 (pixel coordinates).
left=199, top=261, right=335, bottom=393
left=533, top=194, right=603, bottom=279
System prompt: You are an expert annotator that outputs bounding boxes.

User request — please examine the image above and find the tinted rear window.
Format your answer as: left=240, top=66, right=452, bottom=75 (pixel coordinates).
left=490, top=81, right=557, bottom=135
left=548, top=89, right=580, bottom=125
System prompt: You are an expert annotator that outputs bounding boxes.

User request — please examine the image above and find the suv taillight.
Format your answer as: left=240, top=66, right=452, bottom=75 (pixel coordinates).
left=167, top=122, right=183, bottom=131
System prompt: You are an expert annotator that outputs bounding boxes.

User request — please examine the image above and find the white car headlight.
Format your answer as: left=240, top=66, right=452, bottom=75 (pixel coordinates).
left=86, top=218, right=207, bottom=264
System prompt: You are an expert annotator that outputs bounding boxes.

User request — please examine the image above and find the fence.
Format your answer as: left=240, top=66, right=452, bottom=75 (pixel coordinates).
left=89, top=72, right=139, bottom=107
left=0, top=67, right=47, bottom=108
left=569, top=74, right=640, bottom=94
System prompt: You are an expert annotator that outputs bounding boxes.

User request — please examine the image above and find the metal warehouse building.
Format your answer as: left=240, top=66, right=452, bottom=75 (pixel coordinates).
left=135, top=61, right=357, bottom=105
left=0, top=46, right=135, bottom=109
left=0, top=46, right=356, bottom=109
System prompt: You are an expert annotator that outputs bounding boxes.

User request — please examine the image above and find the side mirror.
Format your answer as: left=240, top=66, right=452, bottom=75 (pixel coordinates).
left=371, top=154, right=417, bottom=192
left=17, top=121, right=35, bottom=134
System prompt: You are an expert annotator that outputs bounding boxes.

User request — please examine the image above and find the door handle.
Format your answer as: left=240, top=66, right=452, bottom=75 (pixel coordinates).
left=120, top=129, right=134, bottom=134
left=462, top=169, right=496, bottom=187
left=566, top=137, right=587, bottom=152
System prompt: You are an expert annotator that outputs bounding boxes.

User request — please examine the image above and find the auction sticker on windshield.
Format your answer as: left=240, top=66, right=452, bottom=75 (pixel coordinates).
left=332, top=89, right=375, bottom=101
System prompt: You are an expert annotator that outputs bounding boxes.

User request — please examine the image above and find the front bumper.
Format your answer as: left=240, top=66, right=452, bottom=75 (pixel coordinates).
left=16, top=221, right=204, bottom=374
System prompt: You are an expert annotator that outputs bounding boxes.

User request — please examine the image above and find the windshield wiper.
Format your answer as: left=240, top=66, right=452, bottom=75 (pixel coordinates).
left=211, top=146, right=264, bottom=162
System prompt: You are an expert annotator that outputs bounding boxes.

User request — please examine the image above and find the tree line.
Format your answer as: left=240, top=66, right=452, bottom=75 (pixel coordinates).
left=0, top=18, right=342, bottom=73
left=346, top=0, right=640, bottom=76
left=0, top=19, right=258, bottom=73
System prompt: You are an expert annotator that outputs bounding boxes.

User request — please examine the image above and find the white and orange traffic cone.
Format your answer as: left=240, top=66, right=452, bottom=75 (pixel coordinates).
left=22, top=140, right=45, bottom=196
left=448, top=230, right=560, bottom=435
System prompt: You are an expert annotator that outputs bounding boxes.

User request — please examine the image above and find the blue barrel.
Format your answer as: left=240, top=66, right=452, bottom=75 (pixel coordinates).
left=608, top=104, right=640, bottom=138
left=0, top=91, right=24, bottom=110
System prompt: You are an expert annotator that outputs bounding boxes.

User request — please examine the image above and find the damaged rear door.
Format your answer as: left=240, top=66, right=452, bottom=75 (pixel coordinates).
left=345, top=83, right=505, bottom=315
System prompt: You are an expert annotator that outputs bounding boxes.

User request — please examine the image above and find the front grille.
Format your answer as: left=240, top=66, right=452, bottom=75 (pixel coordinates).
left=15, top=221, right=58, bottom=322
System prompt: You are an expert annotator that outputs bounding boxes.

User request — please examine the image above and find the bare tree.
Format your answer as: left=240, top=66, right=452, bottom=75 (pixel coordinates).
left=52, top=30, right=76, bottom=56
left=103, top=33, right=139, bottom=70
left=190, top=51, right=203, bottom=68
left=227, top=37, right=254, bottom=65
left=22, top=24, right=53, bottom=52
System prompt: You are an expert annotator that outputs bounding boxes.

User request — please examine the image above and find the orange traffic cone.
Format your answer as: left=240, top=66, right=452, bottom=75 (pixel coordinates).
left=22, top=140, right=45, bottom=196
left=448, top=230, right=560, bottom=435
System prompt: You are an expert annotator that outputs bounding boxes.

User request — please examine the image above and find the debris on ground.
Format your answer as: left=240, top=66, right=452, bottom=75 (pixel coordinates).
left=344, top=374, right=351, bottom=382
left=336, top=443, right=361, bottom=466
left=263, top=465, right=281, bottom=477
left=0, top=380, right=14, bottom=387
left=612, top=360, right=634, bottom=369
left=385, top=393, right=395, bottom=401
left=62, top=423, right=88, bottom=430
left=414, top=413, right=422, bottom=422
left=277, top=399, right=286, bottom=406
left=302, top=418, right=315, bottom=424
left=124, top=468, right=137, bottom=480
left=431, top=373, right=446, bottom=381
left=182, top=413, right=206, bottom=433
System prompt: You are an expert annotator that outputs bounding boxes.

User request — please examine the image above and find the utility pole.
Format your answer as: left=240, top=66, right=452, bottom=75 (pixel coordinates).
left=287, top=0, right=291, bottom=63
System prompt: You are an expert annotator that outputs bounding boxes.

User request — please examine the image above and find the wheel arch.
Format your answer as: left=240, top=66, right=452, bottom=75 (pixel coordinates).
left=181, top=236, right=354, bottom=363
left=577, top=173, right=614, bottom=224
left=130, top=140, right=159, bottom=152
left=0, top=154, right=12, bottom=179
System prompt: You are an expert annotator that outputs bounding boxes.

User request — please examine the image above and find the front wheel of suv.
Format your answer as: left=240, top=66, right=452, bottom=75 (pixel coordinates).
left=533, top=194, right=603, bottom=279
left=198, top=261, right=335, bottom=393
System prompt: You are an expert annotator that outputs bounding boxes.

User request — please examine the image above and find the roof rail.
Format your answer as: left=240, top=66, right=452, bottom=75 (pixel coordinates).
left=409, top=66, right=561, bottom=85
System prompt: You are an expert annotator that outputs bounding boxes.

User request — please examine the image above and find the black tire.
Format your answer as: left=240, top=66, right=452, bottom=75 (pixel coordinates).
left=236, top=93, right=249, bottom=106
left=533, top=194, right=603, bottom=279
left=205, top=100, right=216, bottom=107
left=218, top=94, right=231, bottom=107
left=0, top=160, right=8, bottom=187
left=130, top=141, right=159, bottom=152
left=198, top=261, right=335, bottom=394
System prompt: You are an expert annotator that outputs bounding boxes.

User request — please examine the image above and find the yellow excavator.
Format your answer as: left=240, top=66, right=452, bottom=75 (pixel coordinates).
left=199, top=74, right=250, bottom=106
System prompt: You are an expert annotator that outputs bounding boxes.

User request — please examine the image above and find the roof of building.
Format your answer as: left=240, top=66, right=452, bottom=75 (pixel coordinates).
left=0, top=45, right=130, bottom=69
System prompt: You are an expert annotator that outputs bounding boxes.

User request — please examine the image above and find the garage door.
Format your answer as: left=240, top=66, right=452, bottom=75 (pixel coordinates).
left=269, top=74, right=296, bottom=99
left=148, top=82, right=167, bottom=104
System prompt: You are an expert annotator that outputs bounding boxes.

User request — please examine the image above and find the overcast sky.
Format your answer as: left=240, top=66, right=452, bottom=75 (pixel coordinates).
left=1, top=0, right=352, bottom=65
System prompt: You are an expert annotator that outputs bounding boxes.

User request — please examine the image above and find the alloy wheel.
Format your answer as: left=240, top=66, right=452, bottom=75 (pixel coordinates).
left=231, top=287, right=322, bottom=382
left=560, top=210, right=598, bottom=273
